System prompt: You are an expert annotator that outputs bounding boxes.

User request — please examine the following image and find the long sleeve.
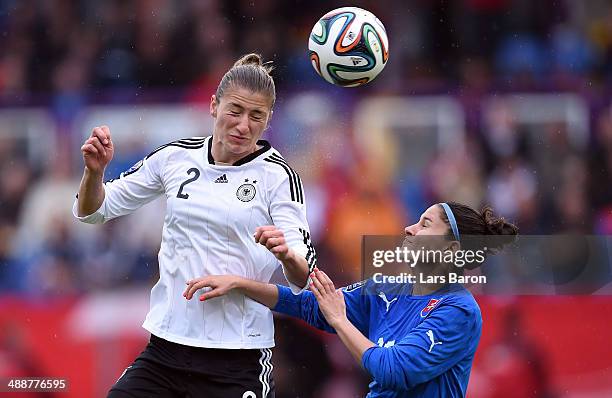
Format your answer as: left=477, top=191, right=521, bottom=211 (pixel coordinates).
left=73, top=147, right=167, bottom=224
left=361, top=303, right=481, bottom=391
left=266, top=155, right=317, bottom=292
left=273, top=281, right=371, bottom=335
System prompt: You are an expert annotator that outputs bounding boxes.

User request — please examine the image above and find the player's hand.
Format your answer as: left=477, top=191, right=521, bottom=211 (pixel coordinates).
left=254, top=226, right=292, bottom=261
left=183, top=275, right=242, bottom=301
left=309, top=268, right=347, bottom=328
left=81, top=125, right=114, bottom=174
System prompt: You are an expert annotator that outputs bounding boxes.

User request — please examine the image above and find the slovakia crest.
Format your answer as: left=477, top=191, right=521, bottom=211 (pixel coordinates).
left=420, top=298, right=442, bottom=318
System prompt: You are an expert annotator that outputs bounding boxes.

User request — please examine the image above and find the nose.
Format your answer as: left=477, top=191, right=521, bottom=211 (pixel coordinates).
left=236, top=115, right=250, bottom=135
left=404, top=224, right=418, bottom=236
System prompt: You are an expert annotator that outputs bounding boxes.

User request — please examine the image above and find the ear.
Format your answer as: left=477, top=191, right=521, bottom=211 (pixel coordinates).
left=264, top=109, right=273, bottom=131
left=210, top=95, right=218, bottom=118
left=447, top=241, right=461, bottom=252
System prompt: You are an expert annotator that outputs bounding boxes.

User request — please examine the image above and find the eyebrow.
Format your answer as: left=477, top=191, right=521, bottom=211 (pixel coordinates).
left=422, top=216, right=433, bottom=224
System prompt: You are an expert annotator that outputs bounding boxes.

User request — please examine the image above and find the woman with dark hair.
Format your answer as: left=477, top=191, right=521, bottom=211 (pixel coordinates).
left=75, top=54, right=316, bottom=398
left=184, top=202, right=518, bottom=397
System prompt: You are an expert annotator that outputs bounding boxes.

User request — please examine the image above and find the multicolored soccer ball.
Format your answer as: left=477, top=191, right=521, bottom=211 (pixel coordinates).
left=308, top=7, right=389, bottom=87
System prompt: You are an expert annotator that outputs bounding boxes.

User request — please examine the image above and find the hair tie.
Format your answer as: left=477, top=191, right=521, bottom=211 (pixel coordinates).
left=440, top=203, right=460, bottom=241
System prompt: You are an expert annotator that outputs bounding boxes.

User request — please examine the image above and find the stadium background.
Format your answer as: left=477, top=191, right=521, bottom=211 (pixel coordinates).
left=1, top=0, right=612, bottom=396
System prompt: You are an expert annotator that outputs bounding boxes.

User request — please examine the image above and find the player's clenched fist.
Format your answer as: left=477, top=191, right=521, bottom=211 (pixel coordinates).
left=81, top=125, right=114, bottom=174
left=254, top=225, right=292, bottom=261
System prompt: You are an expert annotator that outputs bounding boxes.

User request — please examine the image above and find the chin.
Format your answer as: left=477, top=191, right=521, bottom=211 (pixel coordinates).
left=226, top=141, right=249, bottom=153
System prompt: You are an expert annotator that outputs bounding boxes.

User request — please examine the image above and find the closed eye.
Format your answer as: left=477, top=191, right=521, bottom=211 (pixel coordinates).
left=250, top=112, right=265, bottom=121
left=421, top=216, right=433, bottom=227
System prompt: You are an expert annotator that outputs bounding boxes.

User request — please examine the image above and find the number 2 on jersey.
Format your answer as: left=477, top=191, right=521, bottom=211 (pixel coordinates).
left=176, top=168, right=200, bottom=199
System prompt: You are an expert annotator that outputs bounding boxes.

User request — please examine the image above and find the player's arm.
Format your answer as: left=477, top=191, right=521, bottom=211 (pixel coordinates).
left=309, top=269, right=376, bottom=362
left=255, top=226, right=309, bottom=289
left=265, top=168, right=315, bottom=291
left=278, top=250, right=308, bottom=288
left=182, top=274, right=335, bottom=331
left=274, top=272, right=371, bottom=335
left=183, top=275, right=279, bottom=309
left=361, top=304, right=480, bottom=390
left=78, top=126, right=114, bottom=216
left=183, top=272, right=370, bottom=336
left=254, top=231, right=371, bottom=332
left=74, top=128, right=166, bottom=224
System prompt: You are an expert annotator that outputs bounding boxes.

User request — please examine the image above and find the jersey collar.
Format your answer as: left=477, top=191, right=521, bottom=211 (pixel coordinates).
left=207, top=136, right=272, bottom=166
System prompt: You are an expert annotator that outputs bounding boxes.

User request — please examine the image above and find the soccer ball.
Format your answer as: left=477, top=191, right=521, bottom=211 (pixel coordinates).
left=308, top=7, right=389, bottom=87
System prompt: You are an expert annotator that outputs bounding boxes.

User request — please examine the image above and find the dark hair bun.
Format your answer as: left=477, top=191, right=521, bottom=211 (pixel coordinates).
left=234, top=53, right=262, bottom=67
left=233, top=53, right=274, bottom=74
left=444, top=202, right=518, bottom=269
left=480, top=206, right=518, bottom=253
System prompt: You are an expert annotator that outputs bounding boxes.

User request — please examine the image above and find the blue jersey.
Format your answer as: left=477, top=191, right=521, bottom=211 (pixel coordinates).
left=273, top=280, right=482, bottom=397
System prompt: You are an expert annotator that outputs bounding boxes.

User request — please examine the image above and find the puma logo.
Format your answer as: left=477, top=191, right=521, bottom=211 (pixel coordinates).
left=378, top=292, right=398, bottom=312
left=426, top=329, right=443, bottom=352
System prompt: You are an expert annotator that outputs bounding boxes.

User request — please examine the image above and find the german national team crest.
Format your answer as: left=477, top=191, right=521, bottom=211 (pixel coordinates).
left=236, top=179, right=257, bottom=202
left=420, top=298, right=442, bottom=318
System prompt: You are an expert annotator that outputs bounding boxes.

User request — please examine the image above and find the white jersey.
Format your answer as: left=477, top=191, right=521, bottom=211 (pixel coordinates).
left=73, top=136, right=316, bottom=349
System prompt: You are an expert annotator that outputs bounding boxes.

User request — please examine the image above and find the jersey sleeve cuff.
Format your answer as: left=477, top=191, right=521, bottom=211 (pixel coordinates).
left=279, top=245, right=310, bottom=294
left=272, top=284, right=302, bottom=316
left=281, top=265, right=310, bottom=294
left=289, top=241, right=316, bottom=274
left=290, top=244, right=308, bottom=259
left=72, top=193, right=106, bottom=224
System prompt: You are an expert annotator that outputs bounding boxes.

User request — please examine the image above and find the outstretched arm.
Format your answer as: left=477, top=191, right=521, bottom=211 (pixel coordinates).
left=183, top=274, right=335, bottom=333
left=183, top=275, right=279, bottom=309
left=184, top=271, right=372, bottom=338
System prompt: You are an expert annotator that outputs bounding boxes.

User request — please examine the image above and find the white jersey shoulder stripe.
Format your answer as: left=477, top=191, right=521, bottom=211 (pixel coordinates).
left=102, top=137, right=205, bottom=183
left=145, top=137, right=206, bottom=160
left=263, top=154, right=304, bottom=204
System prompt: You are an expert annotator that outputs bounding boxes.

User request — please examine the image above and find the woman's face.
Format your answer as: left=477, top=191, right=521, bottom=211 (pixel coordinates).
left=404, top=205, right=455, bottom=253
left=404, top=205, right=451, bottom=237
left=210, top=86, right=272, bottom=158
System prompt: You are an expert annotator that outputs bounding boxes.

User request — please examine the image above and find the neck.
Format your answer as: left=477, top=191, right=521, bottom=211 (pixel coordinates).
left=211, top=138, right=258, bottom=165
left=411, top=282, right=444, bottom=296
left=409, top=262, right=449, bottom=296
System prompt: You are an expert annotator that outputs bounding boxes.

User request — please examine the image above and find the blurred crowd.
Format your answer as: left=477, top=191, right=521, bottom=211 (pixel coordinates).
left=1, top=0, right=612, bottom=397
left=1, top=0, right=612, bottom=97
